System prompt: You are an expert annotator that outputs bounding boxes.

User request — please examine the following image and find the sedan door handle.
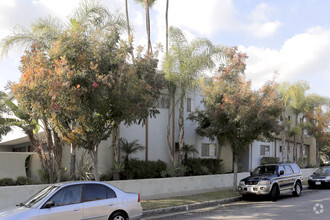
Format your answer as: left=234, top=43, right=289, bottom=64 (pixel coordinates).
left=108, top=204, right=115, bottom=207
left=73, top=209, right=80, bottom=212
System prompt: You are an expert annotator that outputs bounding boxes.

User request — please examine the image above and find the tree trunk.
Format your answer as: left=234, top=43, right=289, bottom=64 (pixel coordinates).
left=70, top=145, right=76, bottom=180
left=90, top=145, right=99, bottom=181
left=53, top=131, right=62, bottom=183
left=293, top=135, right=297, bottom=162
left=165, top=0, right=169, bottom=53
left=145, top=0, right=152, bottom=55
left=178, top=95, right=184, bottom=164
left=112, top=125, right=120, bottom=162
left=233, top=153, right=238, bottom=191
left=281, top=112, right=287, bottom=162
left=145, top=117, right=149, bottom=161
left=125, top=0, right=134, bottom=62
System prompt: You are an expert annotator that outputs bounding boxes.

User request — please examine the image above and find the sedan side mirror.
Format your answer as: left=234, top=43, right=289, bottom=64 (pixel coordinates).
left=279, top=170, right=284, bottom=176
left=250, top=171, right=253, bottom=176
left=43, top=201, right=55, bottom=209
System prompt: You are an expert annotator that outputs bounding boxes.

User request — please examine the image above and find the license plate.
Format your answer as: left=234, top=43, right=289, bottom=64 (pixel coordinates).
left=247, top=186, right=253, bottom=192
left=315, top=181, right=321, bottom=185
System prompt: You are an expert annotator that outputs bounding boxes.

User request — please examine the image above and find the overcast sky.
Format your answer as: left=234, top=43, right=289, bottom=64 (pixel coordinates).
left=0, top=0, right=329, bottom=97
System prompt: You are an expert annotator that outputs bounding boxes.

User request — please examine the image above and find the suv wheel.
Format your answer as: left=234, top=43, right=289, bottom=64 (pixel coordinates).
left=292, top=181, right=302, bottom=197
left=269, top=185, right=279, bottom=201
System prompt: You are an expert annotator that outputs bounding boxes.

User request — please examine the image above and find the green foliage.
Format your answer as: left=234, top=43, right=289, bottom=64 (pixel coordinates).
left=0, top=92, right=12, bottom=141
left=183, top=158, right=224, bottom=176
left=260, top=157, right=280, bottom=165
left=16, top=176, right=31, bottom=185
left=0, top=178, right=15, bottom=186
left=160, top=164, right=188, bottom=178
left=123, top=159, right=167, bottom=179
left=163, top=26, right=224, bottom=164
left=119, top=138, right=144, bottom=163
left=189, top=47, right=283, bottom=156
left=99, top=173, right=112, bottom=181
left=76, top=151, right=94, bottom=180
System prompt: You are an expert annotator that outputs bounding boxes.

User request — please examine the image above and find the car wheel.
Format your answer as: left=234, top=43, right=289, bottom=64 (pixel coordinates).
left=292, top=181, right=302, bottom=197
left=110, top=211, right=128, bottom=220
left=269, top=185, right=279, bottom=201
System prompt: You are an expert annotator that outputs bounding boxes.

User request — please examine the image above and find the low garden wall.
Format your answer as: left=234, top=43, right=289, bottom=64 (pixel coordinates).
left=0, top=168, right=317, bottom=210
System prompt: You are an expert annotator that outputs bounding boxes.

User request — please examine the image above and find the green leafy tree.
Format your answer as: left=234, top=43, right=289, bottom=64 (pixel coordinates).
left=189, top=47, right=283, bottom=190
left=46, top=1, right=164, bottom=181
left=0, top=92, right=12, bottom=140
left=182, top=144, right=198, bottom=162
left=163, top=26, right=223, bottom=165
left=11, top=44, right=63, bottom=183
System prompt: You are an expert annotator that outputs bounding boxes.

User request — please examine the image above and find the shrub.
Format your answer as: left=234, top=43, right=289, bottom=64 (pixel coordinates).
left=161, top=165, right=188, bottom=178
left=16, top=176, right=31, bottom=185
left=260, top=157, right=280, bottom=165
left=123, top=159, right=167, bottom=179
left=184, top=158, right=224, bottom=176
left=0, top=178, right=15, bottom=186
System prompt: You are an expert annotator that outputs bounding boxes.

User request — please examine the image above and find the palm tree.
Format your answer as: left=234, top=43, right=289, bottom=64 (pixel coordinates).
left=1, top=0, right=126, bottom=182
left=119, top=138, right=145, bottom=163
left=289, top=81, right=309, bottom=162
left=182, top=144, right=198, bottom=162
left=125, top=0, right=135, bottom=61
left=134, top=0, right=157, bottom=55
left=163, top=26, right=224, bottom=164
left=0, top=92, right=12, bottom=140
left=0, top=16, right=64, bottom=58
left=277, top=82, right=292, bottom=162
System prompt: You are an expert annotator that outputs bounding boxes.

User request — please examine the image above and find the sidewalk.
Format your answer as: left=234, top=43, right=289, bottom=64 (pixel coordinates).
left=141, top=185, right=310, bottom=219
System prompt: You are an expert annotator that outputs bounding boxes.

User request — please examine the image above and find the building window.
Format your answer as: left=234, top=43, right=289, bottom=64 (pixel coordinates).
left=287, top=116, right=291, bottom=121
left=201, top=143, right=216, bottom=157
left=279, top=146, right=282, bottom=153
left=187, top=98, right=191, bottom=112
left=156, top=94, right=169, bottom=109
left=260, top=145, right=270, bottom=156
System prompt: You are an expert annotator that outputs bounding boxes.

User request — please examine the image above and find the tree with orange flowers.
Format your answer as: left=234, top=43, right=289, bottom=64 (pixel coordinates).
left=189, top=47, right=283, bottom=190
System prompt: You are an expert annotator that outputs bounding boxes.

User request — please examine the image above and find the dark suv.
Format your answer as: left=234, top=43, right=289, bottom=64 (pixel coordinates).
left=238, top=163, right=303, bottom=200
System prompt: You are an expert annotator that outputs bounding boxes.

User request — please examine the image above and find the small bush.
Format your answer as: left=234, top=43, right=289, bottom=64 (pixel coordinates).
left=124, top=159, right=167, bottom=179
left=0, top=178, right=15, bottom=186
left=260, top=157, right=280, bottom=165
left=16, top=176, right=31, bottom=185
left=184, top=158, right=224, bottom=176
left=100, top=174, right=112, bottom=181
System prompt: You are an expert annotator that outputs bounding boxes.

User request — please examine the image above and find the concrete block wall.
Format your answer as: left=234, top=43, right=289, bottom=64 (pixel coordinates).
left=0, top=168, right=317, bottom=210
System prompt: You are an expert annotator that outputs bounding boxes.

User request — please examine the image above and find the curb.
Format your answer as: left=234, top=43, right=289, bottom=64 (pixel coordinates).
left=142, top=196, right=241, bottom=218
left=142, top=186, right=311, bottom=219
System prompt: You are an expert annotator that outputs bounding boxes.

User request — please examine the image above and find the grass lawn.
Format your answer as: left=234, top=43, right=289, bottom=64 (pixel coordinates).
left=141, top=189, right=240, bottom=210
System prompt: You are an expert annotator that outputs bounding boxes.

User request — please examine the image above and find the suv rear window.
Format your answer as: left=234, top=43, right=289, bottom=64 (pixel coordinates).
left=290, top=164, right=301, bottom=173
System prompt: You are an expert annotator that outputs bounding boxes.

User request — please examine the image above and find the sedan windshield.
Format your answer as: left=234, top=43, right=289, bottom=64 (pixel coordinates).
left=21, top=186, right=59, bottom=208
left=315, top=167, right=330, bottom=175
left=252, top=166, right=277, bottom=176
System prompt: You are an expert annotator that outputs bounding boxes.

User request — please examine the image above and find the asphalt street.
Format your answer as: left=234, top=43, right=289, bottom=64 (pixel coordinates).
left=145, top=189, right=330, bottom=220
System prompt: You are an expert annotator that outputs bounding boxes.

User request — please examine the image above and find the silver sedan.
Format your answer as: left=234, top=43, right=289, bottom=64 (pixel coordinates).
left=0, top=181, right=142, bottom=220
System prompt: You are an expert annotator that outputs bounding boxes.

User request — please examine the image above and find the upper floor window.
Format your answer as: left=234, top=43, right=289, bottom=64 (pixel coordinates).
left=260, top=145, right=270, bottom=156
left=187, top=98, right=192, bottom=112
left=155, top=94, right=169, bottom=109
left=201, top=143, right=216, bottom=157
